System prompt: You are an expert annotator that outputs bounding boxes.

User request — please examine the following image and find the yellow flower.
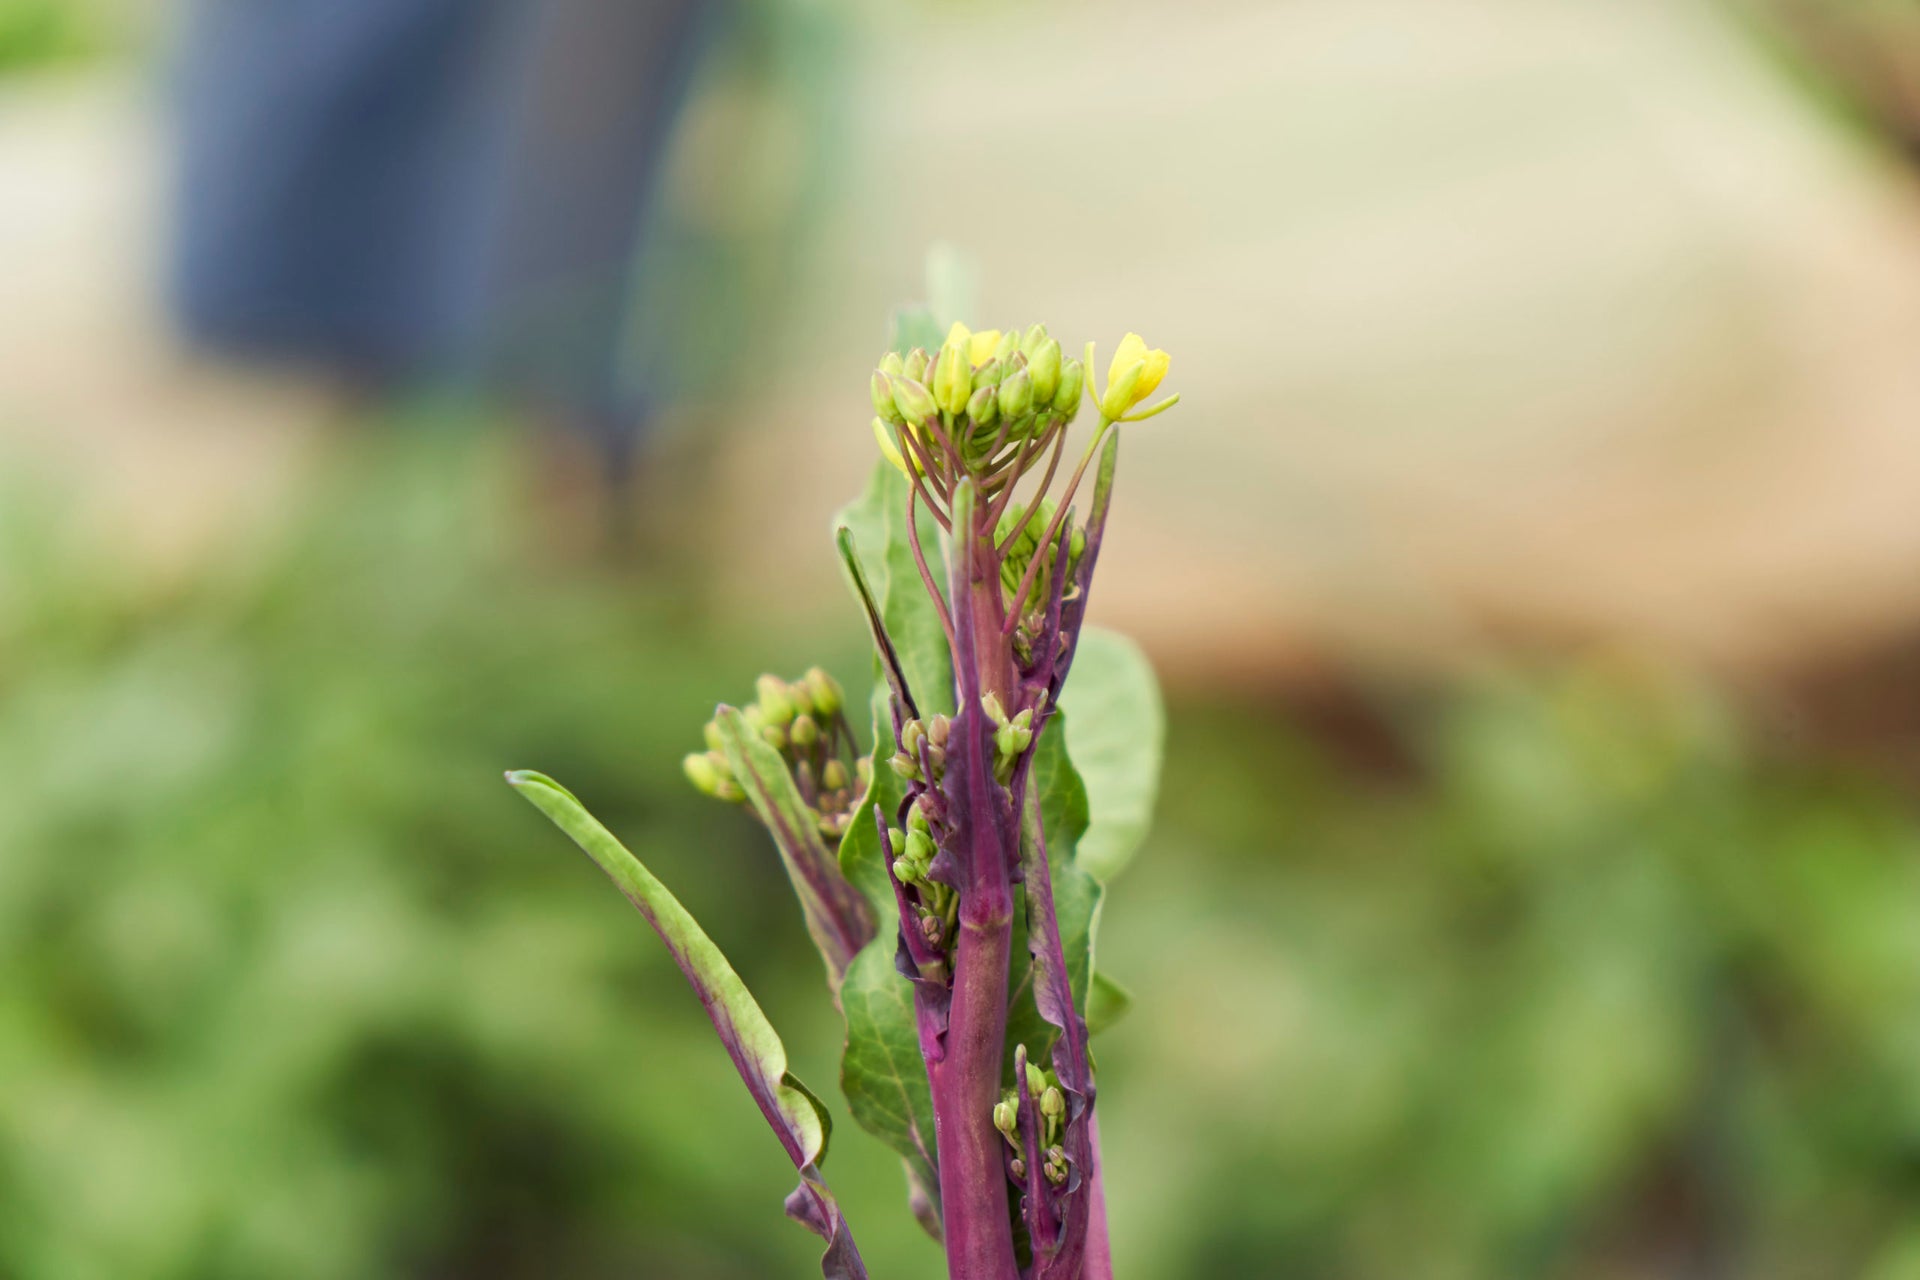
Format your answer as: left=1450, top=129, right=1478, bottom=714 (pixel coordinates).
left=1099, top=332, right=1171, bottom=419
left=873, top=417, right=923, bottom=477
left=942, top=321, right=1005, bottom=369
left=967, top=329, right=1001, bottom=367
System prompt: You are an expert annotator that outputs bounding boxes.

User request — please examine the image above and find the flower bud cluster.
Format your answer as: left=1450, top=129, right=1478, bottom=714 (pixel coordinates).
left=684, top=667, right=871, bottom=840
left=994, top=1054, right=1072, bottom=1187
left=870, top=322, right=1086, bottom=484
left=885, top=787, right=956, bottom=948
left=981, top=692, right=1038, bottom=785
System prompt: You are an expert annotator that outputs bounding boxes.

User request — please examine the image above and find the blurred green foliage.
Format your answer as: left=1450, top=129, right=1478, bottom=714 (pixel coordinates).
left=0, top=0, right=114, bottom=75
left=4, top=427, right=1920, bottom=1278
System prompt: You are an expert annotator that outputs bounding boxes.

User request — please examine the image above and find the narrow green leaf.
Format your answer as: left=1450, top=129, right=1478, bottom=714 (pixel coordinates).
left=506, top=771, right=865, bottom=1274
left=1059, top=627, right=1165, bottom=883
left=1086, top=971, right=1134, bottom=1037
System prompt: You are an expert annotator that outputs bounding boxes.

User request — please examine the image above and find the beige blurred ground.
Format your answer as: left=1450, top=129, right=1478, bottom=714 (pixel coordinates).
left=10, top=0, right=1920, bottom=683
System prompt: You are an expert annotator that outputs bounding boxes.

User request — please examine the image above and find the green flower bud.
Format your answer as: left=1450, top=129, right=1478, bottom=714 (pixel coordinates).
left=965, top=383, right=998, bottom=426
left=995, top=719, right=1032, bottom=760
left=1053, top=357, right=1085, bottom=414
left=1040, top=1086, right=1065, bottom=1122
left=1025, top=1058, right=1047, bottom=1099
left=891, top=377, right=938, bottom=424
left=927, top=713, right=951, bottom=748
left=905, top=828, right=935, bottom=865
left=821, top=759, right=850, bottom=791
left=756, top=674, right=796, bottom=725
left=790, top=714, right=820, bottom=748
left=804, top=667, right=842, bottom=718
left=788, top=681, right=815, bottom=718
left=902, top=719, right=927, bottom=756
left=993, top=329, right=1021, bottom=365
left=981, top=693, right=1010, bottom=727
left=683, top=752, right=722, bottom=795
left=933, top=337, right=972, bottom=416
left=762, top=724, right=787, bottom=751
left=972, top=357, right=1003, bottom=388
left=907, top=802, right=930, bottom=834
left=997, top=367, right=1033, bottom=420
left=902, top=347, right=930, bottom=383
left=1020, top=323, right=1050, bottom=360
left=1099, top=359, right=1145, bottom=421
left=872, top=371, right=905, bottom=425
left=1027, top=338, right=1062, bottom=406
left=704, top=719, right=726, bottom=754
left=879, top=351, right=905, bottom=378
left=889, top=751, right=920, bottom=781
left=993, top=1100, right=1019, bottom=1138
left=1044, top=1146, right=1068, bottom=1186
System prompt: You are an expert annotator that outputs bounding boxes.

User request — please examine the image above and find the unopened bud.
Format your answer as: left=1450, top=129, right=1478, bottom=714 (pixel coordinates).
left=1053, top=358, right=1084, bottom=418
left=1025, top=1058, right=1047, bottom=1099
left=790, top=714, right=820, bottom=748
left=1027, top=338, right=1062, bottom=406
left=1041, top=1086, right=1065, bottom=1122
left=821, top=759, right=850, bottom=791
left=901, top=719, right=927, bottom=756
left=994, top=1100, right=1019, bottom=1137
left=879, top=351, right=905, bottom=378
left=889, top=751, right=920, bottom=781
left=704, top=720, right=725, bottom=754
left=993, top=329, right=1022, bottom=365
left=927, top=713, right=952, bottom=748
left=972, top=357, right=1003, bottom=388
left=981, top=693, right=1010, bottom=727
left=966, top=383, right=998, bottom=426
left=902, top=347, right=930, bottom=383
left=756, top=674, right=796, bottom=725
left=683, top=752, right=723, bottom=795
left=1044, top=1146, right=1068, bottom=1186
left=891, top=377, right=938, bottom=424
left=1020, top=323, right=1051, bottom=359
left=996, top=719, right=1033, bottom=759
left=997, top=366, right=1033, bottom=420
left=1010, top=1157, right=1027, bottom=1180
left=905, top=828, right=935, bottom=865
left=803, top=667, right=842, bottom=718
left=871, top=371, right=904, bottom=424
left=762, top=724, right=788, bottom=751
left=933, top=332, right=972, bottom=416
left=907, top=802, right=930, bottom=834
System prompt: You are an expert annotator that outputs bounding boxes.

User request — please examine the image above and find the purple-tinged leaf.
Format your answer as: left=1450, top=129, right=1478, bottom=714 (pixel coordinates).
left=506, top=770, right=866, bottom=1280
left=712, top=705, right=874, bottom=988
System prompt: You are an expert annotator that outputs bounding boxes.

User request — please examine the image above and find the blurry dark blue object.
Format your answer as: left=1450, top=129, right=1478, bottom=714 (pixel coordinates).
left=172, top=0, right=709, bottom=434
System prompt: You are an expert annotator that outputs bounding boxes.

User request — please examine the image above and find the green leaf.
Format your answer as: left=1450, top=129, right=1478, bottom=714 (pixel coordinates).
left=1059, top=627, right=1164, bottom=883
left=506, top=771, right=864, bottom=1274
left=838, top=938, right=941, bottom=1233
left=831, top=689, right=942, bottom=1237
left=833, top=461, right=954, bottom=719
left=1086, top=971, right=1134, bottom=1037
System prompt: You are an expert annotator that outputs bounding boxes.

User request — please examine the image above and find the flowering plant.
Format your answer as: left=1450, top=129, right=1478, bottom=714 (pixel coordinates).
left=510, top=299, right=1175, bottom=1279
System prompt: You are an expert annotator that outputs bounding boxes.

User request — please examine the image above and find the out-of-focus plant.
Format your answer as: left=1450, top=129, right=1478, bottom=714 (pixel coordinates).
left=511, top=300, right=1178, bottom=1278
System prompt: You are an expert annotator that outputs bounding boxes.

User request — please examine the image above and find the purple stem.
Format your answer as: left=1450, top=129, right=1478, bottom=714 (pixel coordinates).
left=931, top=478, right=1022, bottom=1280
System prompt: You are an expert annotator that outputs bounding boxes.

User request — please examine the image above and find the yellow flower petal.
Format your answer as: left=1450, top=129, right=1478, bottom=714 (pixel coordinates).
left=967, top=329, right=1001, bottom=367
left=873, top=417, right=910, bottom=476
left=1132, top=347, right=1170, bottom=404
left=1107, top=333, right=1148, bottom=393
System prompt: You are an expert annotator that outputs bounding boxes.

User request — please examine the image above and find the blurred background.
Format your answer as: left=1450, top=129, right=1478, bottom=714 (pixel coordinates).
left=8, top=0, right=1920, bottom=1276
